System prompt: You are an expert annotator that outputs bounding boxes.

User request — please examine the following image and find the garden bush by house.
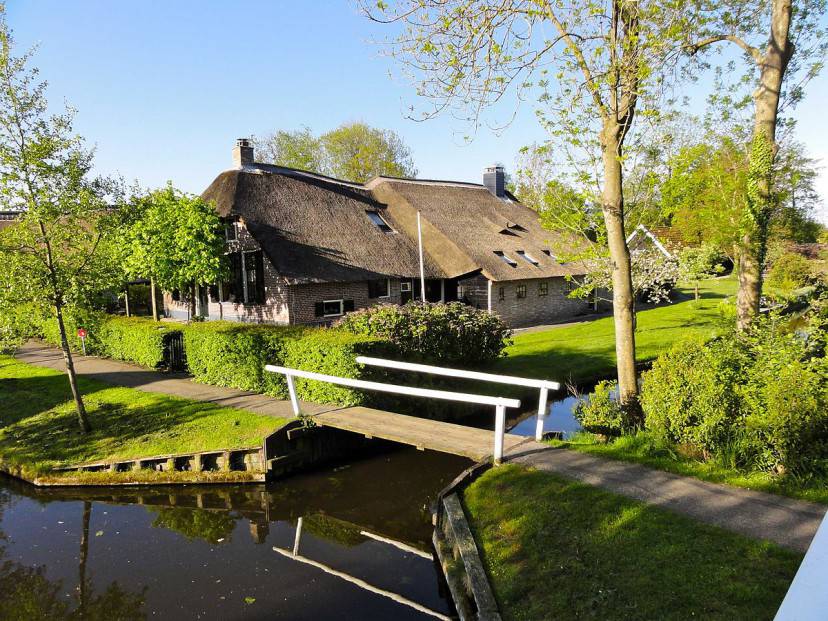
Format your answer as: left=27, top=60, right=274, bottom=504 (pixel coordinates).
left=97, top=316, right=183, bottom=369
left=37, top=307, right=107, bottom=354
left=765, top=252, right=815, bottom=300
left=337, top=301, right=511, bottom=366
left=573, top=380, right=630, bottom=438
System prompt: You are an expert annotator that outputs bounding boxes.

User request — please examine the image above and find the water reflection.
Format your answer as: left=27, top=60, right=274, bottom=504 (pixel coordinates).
left=0, top=448, right=470, bottom=620
left=508, top=391, right=583, bottom=439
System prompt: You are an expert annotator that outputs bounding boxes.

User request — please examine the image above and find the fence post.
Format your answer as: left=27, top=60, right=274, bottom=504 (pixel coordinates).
left=535, top=386, right=549, bottom=442
left=493, top=404, right=506, bottom=465
left=285, top=373, right=300, bottom=416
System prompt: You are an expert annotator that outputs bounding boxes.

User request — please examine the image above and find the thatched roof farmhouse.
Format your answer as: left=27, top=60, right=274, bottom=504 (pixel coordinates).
left=164, top=139, right=590, bottom=327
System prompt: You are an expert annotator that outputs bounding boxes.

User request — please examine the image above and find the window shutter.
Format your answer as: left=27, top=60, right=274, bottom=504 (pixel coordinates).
left=344, top=300, right=355, bottom=313
left=314, top=302, right=324, bottom=317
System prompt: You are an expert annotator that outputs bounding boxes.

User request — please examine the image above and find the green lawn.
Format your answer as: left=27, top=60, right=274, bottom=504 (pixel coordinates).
left=552, top=431, right=828, bottom=505
left=492, top=276, right=736, bottom=383
left=464, top=465, right=801, bottom=621
left=0, top=355, right=285, bottom=478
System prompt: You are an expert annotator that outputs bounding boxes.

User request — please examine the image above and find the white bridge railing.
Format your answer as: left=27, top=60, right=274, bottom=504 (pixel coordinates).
left=355, top=356, right=561, bottom=441
left=264, top=364, right=521, bottom=464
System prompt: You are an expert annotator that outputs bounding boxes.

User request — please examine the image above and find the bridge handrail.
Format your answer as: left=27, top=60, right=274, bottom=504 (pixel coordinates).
left=355, top=355, right=560, bottom=441
left=264, top=364, right=521, bottom=464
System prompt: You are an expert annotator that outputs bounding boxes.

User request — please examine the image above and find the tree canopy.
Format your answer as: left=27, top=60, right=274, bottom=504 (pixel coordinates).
left=252, top=121, right=417, bottom=182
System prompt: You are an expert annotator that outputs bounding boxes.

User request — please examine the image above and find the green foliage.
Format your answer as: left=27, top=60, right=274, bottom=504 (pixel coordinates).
left=253, top=121, right=417, bottom=182
left=97, top=317, right=182, bottom=369
left=337, top=302, right=511, bottom=366
left=641, top=318, right=828, bottom=476
left=38, top=307, right=107, bottom=354
left=0, top=303, right=44, bottom=353
left=679, top=244, right=725, bottom=288
left=765, top=252, right=814, bottom=299
left=573, top=381, right=630, bottom=437
left=182, top=322, right=306, bottom=397
left=282, top=329, right=389, bottom=405
left=120, top=184, right=227, bottom=294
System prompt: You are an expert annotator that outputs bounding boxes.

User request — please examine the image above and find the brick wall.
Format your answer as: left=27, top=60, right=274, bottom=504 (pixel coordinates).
left=289, top=278, right=404, bottom=326
left=491, top=277, right=589, bottom=327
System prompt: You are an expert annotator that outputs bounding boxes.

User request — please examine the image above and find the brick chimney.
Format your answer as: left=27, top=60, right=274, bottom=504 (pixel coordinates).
left=232, top=138, right=254, bottom=168
left=483, top=165, right=505, bottom=197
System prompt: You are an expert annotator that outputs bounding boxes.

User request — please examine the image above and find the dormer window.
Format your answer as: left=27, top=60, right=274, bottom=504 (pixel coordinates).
left=517, top=250, right=539, bottom=266
left=366, top=210, right=393, bottom=233
left=542, top=249, right=560, bottom=262
left=494, top=251, right=517, bottom=267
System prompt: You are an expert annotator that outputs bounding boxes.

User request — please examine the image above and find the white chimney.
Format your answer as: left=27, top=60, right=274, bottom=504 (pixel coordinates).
left=232, top=138, right=254, bottom=168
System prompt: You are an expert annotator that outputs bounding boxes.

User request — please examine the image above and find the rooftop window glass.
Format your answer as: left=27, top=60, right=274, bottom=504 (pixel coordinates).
left=517, top=250, right=539, bottom=265
left=366, top=210, right=393, bottom=233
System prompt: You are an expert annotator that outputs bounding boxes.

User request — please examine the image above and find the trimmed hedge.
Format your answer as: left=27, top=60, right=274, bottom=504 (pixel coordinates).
left=98, top=317, right=182, bottom=369
left=38, top=308, right=107, bottom=355
left=182, top=322, right=307, bottom=397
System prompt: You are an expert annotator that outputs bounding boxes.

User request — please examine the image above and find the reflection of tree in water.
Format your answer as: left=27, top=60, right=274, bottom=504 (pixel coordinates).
left=150, top=506, right=236, bottom=544
left=0, top=493, right=145, bottom=620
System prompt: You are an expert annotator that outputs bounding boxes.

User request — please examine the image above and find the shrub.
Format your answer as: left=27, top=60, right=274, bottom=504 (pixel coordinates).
left=97, top=317, right=182, bottom=369
left=282, top=329, right=390, bottom=405
left=573, top=381, right=629, bottom=438
left=641, top=337, right=746, bottom=457
left=766, top=252, right=814, bottom=300
left=336, top=302, right=511, bottom=366
left=679, top=244, right=725, bottom=299
left=0, top=303, right=46, bottom=353
left=38, top=307, right=107, bottom=354
left=182, top=322, right=306, bottom=397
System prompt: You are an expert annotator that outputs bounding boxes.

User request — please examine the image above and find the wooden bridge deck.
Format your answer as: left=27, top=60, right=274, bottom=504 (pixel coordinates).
left=314, top=407, right=528, bottom=461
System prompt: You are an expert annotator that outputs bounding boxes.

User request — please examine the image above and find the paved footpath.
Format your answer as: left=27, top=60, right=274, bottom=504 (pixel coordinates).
left=14, top=341, right=328, bottom=419
left=504, top=442, right=827, bottom=553
left=14, top=342, right=826, bottom=553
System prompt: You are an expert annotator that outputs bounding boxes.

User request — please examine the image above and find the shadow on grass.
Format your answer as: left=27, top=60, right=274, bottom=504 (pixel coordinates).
left=463, top=466, right=801, bottom=621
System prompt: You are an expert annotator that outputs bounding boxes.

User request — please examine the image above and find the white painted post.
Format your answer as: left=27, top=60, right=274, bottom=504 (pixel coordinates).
left=417, top=211, right=426, bottom=303
left=494, top=404, right=506, bottom=465
left=293, top=516, right=303, bottom=556
left=487, top=280, right=493, bottom=313
left=285, top=373, right=300, bottom=416
left=535, top=386, right=549, bottom=442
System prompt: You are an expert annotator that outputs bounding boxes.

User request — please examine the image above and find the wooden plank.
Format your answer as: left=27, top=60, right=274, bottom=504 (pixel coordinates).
left=314, top=407, right=525, bottom=461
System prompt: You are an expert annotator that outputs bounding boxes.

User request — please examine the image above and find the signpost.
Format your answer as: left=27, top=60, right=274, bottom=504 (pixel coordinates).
left=77, top=328, right=88, bottom=356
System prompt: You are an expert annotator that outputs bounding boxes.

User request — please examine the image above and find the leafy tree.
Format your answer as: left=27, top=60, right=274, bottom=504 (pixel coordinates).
left=679, top=244, right=726, bottom=300
left=253, top=121, right=417, bottom=182
left=121, top=184, right=227, bottom=320
left=0, top=13, right=123, bottom=432
left=364, top=0, right=704, bottom=413
left=686, top=0, right=828, bottom=329
left=765, top=251, right=814, bottom=299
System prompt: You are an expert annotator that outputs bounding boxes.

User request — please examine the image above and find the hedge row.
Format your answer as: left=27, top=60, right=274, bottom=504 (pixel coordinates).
left=182, top=322, right=389, bottom=405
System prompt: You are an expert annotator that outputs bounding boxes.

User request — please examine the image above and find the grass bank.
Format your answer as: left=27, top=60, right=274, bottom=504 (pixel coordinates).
left=0, top=355, right=285, bottom=481
left=464, top=465, right=801, bottom=621
left=551, top=431, right=828, bottom=506
left=492, top=276, right=736, bottom=383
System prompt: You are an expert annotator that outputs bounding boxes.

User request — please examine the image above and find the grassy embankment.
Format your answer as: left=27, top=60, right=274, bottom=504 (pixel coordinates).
left=0, top=355, right=285, bottom=482
left=492, top=276, right=736, bottom=384
left=464, top=465, right=802, bottom=621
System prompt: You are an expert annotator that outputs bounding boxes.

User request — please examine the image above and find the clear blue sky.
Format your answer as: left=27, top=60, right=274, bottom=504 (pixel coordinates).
left=7, top=0, right=828, bottom=223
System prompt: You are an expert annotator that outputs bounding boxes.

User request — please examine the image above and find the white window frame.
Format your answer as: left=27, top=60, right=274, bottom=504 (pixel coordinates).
left=400, top=281, right=412, bottom=293
left=369, top=278, right=391, bottom=299
left=494, top=251, right=518, bottom=267
left=366, top=210, right=394, bottom=233
left=322, top=299, right=344, bottom=317
left=517, top=250, right=539, bottom=266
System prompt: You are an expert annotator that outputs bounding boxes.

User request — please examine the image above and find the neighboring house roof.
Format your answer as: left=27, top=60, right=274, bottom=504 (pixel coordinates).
left=626, top=224, right=673, bottom=258
left=648, top=226, right=695, bottom=251
left=366, top=177, right=587, bottom=282
left=0, top=211, right=20, bottom=231
left=201, top=167, right=444, bottom=285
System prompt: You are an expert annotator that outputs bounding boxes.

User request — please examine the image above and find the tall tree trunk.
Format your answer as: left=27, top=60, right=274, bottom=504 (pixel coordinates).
left=124, top=284, right=131, bottom=317
left=55, top=301, right=91, bottom=433
left=150, top=277, right=159, bottom=322
left=736, top=0, right=793, bottom=330
left=190, top=282, right=197, bottom=320
left=601, top=123, right=639, bottom=414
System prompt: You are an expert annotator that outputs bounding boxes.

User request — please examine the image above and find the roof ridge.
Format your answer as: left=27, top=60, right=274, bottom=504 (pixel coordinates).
left=367, top=176, right=486, bottom=190
left=232, top=164, right=368, bottom=190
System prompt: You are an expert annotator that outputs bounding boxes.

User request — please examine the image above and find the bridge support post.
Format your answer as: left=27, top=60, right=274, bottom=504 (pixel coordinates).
left=286, top=373, right=300, bottom=416
left=494, top=404, right=506, bottom=465
left=535, top=387, right=549, bottom=442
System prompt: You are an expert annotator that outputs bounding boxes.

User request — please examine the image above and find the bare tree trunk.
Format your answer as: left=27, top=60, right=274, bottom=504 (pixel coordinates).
left=124, top=284, right=131, bottom=317
left=736, top=0, right=792, bottom=330
left=601, top=124, right=639, bottom=415
left=150, top=277, right=159, bottom=322
left=190, top=282, right=197, bottom=320
left=55, top=301, right=91, bottom=433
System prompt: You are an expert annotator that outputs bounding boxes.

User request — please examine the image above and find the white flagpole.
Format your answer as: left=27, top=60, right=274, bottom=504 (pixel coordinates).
left=417, top=211, right=426, bottom=303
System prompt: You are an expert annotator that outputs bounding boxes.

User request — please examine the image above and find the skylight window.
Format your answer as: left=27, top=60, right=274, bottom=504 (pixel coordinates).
left=366, top=210, right=393, bottom=233
left=542, top=249, right=558, bottom=261
left=517, top=250, right=539, bottom=266
left=493, top=251, right=517, bottom=267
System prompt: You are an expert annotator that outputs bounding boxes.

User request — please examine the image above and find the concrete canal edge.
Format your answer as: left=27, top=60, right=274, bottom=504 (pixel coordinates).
left=433, top=460, right=503, bottom=621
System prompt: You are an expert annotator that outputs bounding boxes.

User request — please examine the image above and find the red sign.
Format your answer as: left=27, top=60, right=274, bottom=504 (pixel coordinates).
left=77, top=328, right=87, bottom=339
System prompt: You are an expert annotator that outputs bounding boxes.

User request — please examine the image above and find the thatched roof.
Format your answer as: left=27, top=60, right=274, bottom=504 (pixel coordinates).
left=201, top=167, right=444, bottom=284
left=367, top=178, right=587, bottom=281
left=0, top=211, right=20, bottom=231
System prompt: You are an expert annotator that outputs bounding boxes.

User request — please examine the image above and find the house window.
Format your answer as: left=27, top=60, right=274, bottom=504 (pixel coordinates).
left=368, top=278, right=391, bottom=299
left=366, top=210, right=393, bottom=233
left=517, top=250, right=539, bottom=266
left=493, top=251, right=517, bottom=267
left=542, top=249, right=556, bottom=260
left=538, top=282, right=548, bottom=296
left=566, top=279, right=576, bottom=293
left=516, top=284, right=527, bottom=299
left=400, top=281, right=412, bottom=293
left=498, top=286, right=505, bottom=301
left=314, top=299, right=356, bottom=318
left=244, top=250, right=265, bottom=304
left=225, top=221, right=237, bottom=241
